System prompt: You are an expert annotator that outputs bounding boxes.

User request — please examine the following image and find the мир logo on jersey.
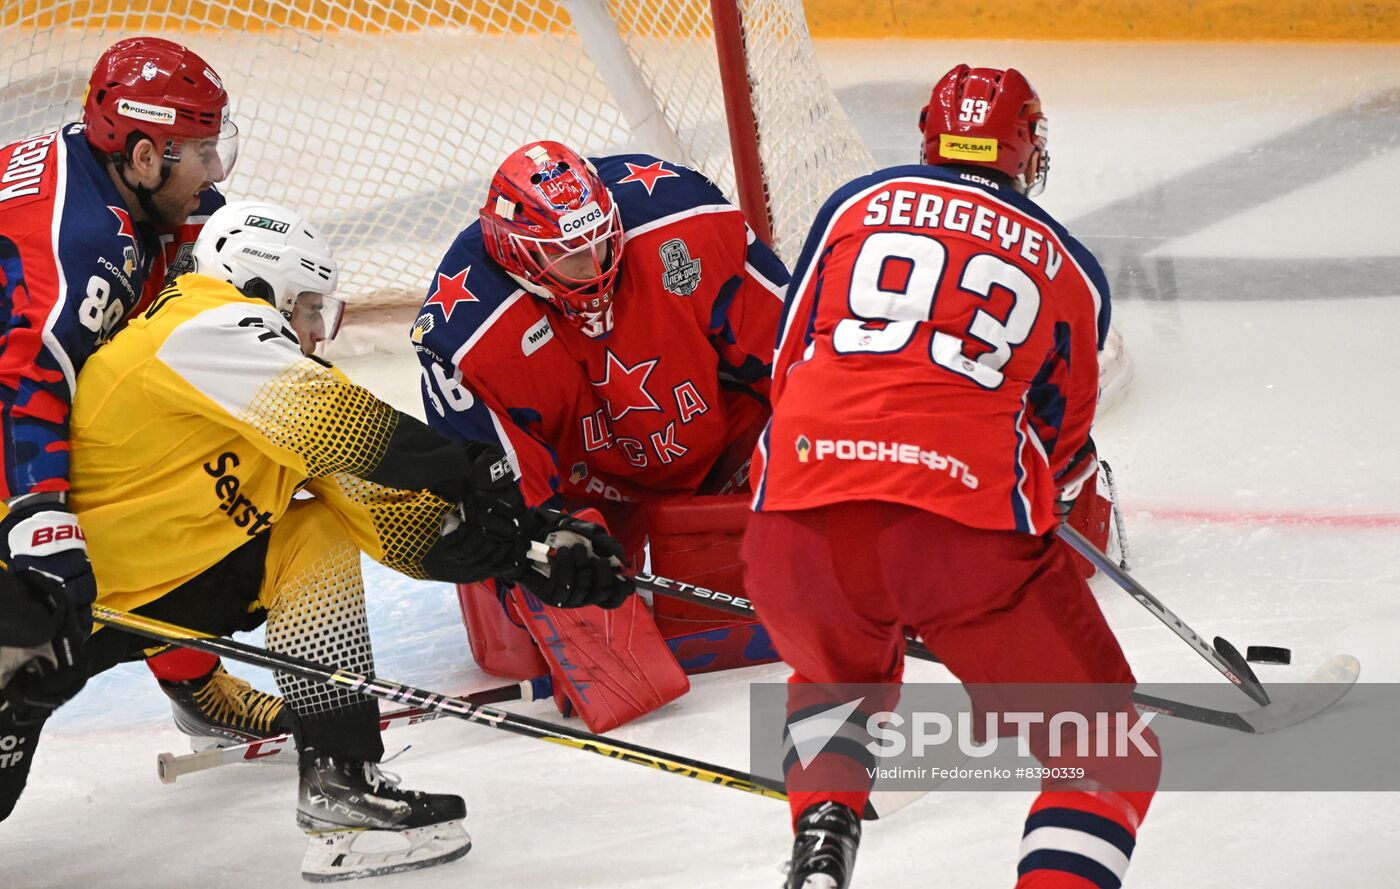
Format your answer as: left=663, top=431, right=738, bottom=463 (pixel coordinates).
left=109, top=206, right=140, bottom=276
left=659, top=238, right=701, bottom=296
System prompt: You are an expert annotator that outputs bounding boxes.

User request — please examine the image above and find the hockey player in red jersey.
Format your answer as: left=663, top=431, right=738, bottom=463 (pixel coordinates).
left=745, top=65, right=1159, bottom=888
left=0, top=38, right=292, bottom=752
left=413, top=141, right=790, bottom=728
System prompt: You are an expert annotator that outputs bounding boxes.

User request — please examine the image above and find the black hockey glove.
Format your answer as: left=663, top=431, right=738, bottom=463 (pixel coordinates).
left=0, top=568, right=90, bottom=726
left=518, top=511, right=634, bottom=610
left=420, top=503, right=531, bottom=584
left=2, top=495, right=96, bottom=636
left=421, top=445, right=534, bottom=583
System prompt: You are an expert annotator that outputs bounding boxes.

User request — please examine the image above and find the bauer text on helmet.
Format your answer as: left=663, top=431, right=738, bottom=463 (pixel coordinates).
left=479, top=141, right=624, bottom=338
left=83, top=37, right=239, bottom=228
left=191, top=200, right=346, bottom=356
left=919, top=65, right=1049, bottom=197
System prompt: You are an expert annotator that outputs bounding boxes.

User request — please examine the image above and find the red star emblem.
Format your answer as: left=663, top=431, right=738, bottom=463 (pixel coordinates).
left=590, top=349, right=661, bottom=420
left=426, top=267, right=479, bottom=322
left=109, top=206, right=136, bottom=246
left=617, top=160, right=679, bottom=195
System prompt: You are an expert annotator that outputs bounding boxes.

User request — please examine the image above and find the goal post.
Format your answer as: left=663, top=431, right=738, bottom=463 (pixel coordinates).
left=1, top=0, right=873, bottom=352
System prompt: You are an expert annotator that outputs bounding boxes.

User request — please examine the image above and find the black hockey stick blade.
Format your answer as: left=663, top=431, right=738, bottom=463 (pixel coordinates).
left=1133, top=654, right=1359, bottom=735
left=1213, top=636, right=1264, bottom=688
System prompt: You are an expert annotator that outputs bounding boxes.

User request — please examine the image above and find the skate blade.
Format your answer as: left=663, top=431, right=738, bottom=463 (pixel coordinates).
left=301, top=821, right=471, bottom=883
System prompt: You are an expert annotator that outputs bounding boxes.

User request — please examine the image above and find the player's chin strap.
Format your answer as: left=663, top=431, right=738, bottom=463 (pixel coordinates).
left=109, top=134, right=177, bottom=225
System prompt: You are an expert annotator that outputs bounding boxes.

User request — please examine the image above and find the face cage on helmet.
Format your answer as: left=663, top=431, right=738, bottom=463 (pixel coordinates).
left=504, top=202, right=623, bottom=320
left=160, top=116, right=240, bottom=183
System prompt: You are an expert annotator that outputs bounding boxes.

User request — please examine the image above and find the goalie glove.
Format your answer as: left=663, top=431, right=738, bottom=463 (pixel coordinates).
left=520, top=511, right=634, bottom=610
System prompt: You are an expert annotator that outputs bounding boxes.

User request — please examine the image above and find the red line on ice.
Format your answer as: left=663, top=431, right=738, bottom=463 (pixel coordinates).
left=1127, top=507, right=1400, bottom=529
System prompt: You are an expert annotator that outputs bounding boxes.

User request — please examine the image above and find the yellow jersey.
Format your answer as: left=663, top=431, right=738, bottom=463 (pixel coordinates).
left=68, top=273, right=454, bottom=614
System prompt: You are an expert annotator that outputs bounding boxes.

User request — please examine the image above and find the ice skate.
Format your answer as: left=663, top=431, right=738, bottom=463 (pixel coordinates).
left=784, top=801, right=861, bottom=889
left=160, top=663, right=295, bottom=751
left=297, top=754, right=470, bottom=882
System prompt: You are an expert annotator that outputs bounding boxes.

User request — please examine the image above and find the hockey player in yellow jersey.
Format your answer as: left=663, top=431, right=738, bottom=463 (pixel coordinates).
left=0, top=200, right=632, bottom=881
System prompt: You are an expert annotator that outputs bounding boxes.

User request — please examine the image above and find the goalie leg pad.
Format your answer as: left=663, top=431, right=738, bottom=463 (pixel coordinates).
left=646, top=496, right=776, bottom=672
left=456, top=580, right=548, bottom=680
left=300, top=822, right=471, bottom=883
left=510, top=586, right=689, bottom=733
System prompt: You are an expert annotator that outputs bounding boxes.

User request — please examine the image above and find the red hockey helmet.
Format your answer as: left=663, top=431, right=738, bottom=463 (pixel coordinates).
left=479, top=141, right=623, bottom=337
left=919, top=65, right=1048, bottom=196
left=82, top=37, right=237, bottom=182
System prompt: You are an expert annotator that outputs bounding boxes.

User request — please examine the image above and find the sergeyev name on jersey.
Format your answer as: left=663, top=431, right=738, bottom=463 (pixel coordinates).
left=754, top=162, right=1109, bottom=537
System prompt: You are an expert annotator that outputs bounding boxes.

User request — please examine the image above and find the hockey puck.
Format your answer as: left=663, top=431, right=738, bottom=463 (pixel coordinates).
left=1245, top=645, right=1292, bottom=665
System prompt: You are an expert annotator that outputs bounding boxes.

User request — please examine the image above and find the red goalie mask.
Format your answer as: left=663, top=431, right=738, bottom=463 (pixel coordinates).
left=480, top=141, right=624, bottom=337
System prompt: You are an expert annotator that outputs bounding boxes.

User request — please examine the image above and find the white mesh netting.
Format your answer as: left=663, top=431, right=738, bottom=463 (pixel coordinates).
left=1, top=0, right=872, bottom=349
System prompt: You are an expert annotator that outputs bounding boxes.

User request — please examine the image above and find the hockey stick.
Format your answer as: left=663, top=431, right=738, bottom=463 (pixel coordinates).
left=156, top=676, right=554, bottom=783
left=618, top=565, right=1359, bottom=736
left=1056, top=524, right=1271, bottom=705
left=159, top=619, right=783, bottom=783
left=93, top=605, right=786, bottom=805
left=1132, top=654, right=1358, bottom=734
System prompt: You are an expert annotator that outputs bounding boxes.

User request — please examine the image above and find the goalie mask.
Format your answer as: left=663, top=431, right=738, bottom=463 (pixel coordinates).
left=192, top=200, right=345, bottom=355
left=919, top=64, right=1049, bottom=197
left=479, top=141, right=623, bottom=338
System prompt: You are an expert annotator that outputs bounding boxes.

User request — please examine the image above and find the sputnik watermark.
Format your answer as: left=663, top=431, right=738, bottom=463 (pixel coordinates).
left=866, top=709, right=1159, bottom=759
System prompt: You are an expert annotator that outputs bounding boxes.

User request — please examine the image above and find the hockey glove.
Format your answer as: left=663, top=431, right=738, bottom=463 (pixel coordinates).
left=3, top=495, right=96, bottom=636
left=1053, top=436, right=1099, bottom=520
left=421, top=503, right=531, bottom=584
left=519, top=511, right=634, bottom=610
left=0, top=568, right=90, bottom=726
left=422, top=445, right=534, bottom=583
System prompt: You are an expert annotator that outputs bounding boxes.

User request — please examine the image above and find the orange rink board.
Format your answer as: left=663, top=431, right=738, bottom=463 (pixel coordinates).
left=802, top=0, right=1400, bottom=41
left=4, top=1, right=1397, bottom=40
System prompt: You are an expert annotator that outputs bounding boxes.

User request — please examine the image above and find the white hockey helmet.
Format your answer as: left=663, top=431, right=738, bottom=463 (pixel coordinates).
left=192, top=200, right=345, bottom=349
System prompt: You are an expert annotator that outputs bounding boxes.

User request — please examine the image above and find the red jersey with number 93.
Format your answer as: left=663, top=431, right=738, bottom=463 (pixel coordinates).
left=752, top=165, right=1110, bottom=535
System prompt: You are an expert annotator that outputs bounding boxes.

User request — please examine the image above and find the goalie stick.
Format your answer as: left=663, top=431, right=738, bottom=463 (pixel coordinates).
left=611, top=561, right=1360, bottom=737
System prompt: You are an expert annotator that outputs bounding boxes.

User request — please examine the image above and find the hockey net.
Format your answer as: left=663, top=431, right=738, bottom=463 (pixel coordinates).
left=0, top=0, right=872, bottom=354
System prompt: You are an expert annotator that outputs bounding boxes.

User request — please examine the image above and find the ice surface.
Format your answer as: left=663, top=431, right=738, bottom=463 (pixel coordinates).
left=2, top=39, right=1398, bottom=889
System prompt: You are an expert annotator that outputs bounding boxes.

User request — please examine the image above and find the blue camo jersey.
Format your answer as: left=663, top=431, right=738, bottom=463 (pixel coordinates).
left=0, top=124, right=221, bottom=498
